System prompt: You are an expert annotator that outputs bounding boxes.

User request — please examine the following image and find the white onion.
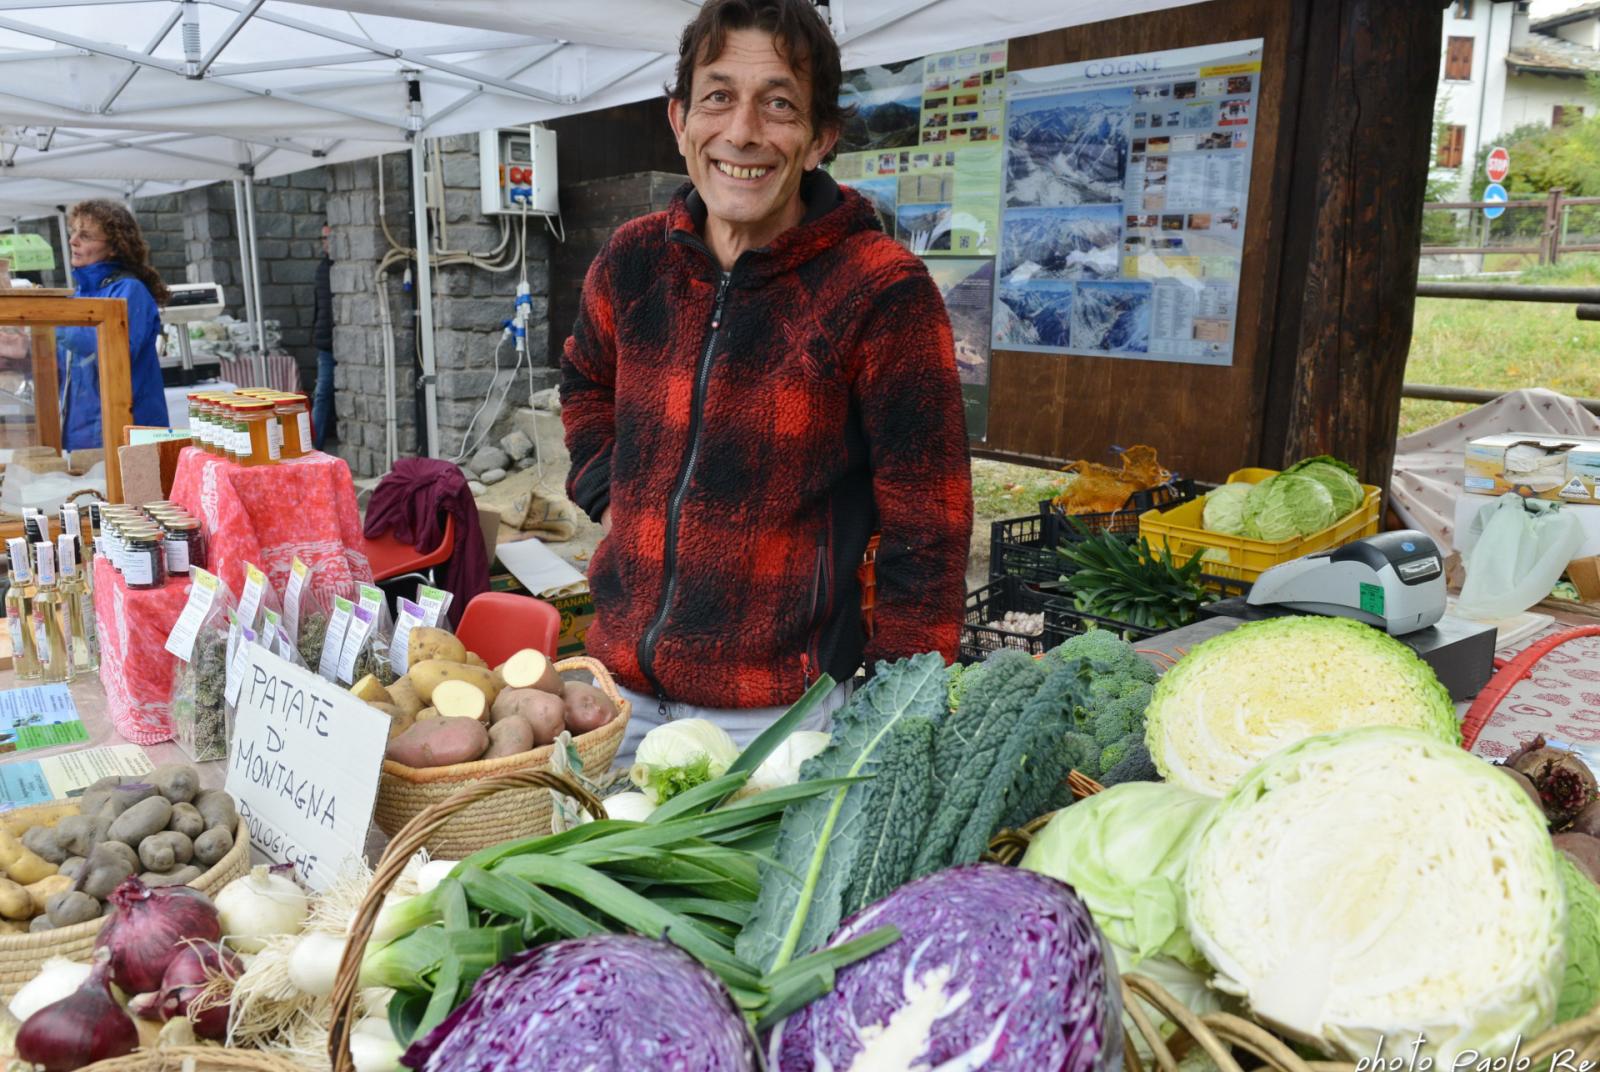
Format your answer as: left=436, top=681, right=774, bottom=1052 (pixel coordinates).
left=9, top=958, right=91, bottom=1023
left=215, top=865, right=309, bottom=953
left=287, top=931, right=347, bottom=998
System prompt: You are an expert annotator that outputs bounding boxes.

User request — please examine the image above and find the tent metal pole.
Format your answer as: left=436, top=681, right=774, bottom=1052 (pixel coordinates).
left=230, top=179, right=259, bottom=365
left=243, top=173, right=267, bottom=384
left=410, top=140, right=439, bottom=459
left=53, top=209, right=71, bottom=288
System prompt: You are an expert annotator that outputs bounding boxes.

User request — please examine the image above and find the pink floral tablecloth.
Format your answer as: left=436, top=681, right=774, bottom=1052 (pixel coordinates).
left=168, top=447, right=371, bottom=603
left=94, top=558, right=190, bottom=744
left=98, top=448, right=372, bottom=744
left=1465, top=627, right=1600, bottom=759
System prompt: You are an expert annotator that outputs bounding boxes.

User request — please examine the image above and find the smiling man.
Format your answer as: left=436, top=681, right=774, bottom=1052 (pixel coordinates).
left=561, top=0, right=972, bottom=764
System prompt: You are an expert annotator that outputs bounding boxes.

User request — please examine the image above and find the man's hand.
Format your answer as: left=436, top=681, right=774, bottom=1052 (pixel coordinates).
left=601, top=506, right=612, bottom=536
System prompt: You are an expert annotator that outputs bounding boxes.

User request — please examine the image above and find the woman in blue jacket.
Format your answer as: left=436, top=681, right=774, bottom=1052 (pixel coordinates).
left=56, top=200, right=170, bottom=449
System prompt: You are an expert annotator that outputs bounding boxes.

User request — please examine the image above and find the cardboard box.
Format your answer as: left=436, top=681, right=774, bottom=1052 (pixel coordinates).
left=1571, top=556, right=1600, bottom=604
left=1464, top=433, right=1600, bottom=503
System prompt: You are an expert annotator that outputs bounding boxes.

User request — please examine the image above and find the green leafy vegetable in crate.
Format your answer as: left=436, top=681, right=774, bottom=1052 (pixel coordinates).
left=1055, top=525, right=1211, bottom=631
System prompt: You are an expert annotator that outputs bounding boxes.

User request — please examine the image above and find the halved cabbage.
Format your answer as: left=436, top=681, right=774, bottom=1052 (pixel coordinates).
left=1186, top=727, right=1565, bottom=1065
left=1144, top=616, right=1458, bottom=797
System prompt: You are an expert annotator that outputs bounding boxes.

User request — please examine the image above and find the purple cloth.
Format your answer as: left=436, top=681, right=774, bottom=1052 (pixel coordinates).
left=363, top=457, right=487, bottom=626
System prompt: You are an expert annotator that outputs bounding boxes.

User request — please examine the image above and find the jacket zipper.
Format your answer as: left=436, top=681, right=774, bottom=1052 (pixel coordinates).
left=638, top=268, right=732, bottom=696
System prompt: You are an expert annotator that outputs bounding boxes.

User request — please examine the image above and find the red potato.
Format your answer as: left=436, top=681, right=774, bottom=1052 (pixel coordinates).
left=562, top=681, right=618, bottom=735
left=491, top=688, right=567, bottom=745
left=386, top=717, right=490, bottom=768
left=496, top=649, right=563, bottom=695
left=483, top=717, right=536, bottom=759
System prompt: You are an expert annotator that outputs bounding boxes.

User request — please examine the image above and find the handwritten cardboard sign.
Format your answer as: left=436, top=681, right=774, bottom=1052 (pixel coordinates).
left=224, top=644, right=388, bottom=891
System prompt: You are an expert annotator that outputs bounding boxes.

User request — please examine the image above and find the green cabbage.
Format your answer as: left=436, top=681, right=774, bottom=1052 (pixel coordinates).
left=1144, top=616, right=1459, bottom=797
left=1186, top=727, right=1566, bottom=1066
left=1243, top=473, right=1336, bottom=541
left=1021, top=781, right=1215, bottom=968
left=1201, top=483, right=1254, bottom=536
left=1285, top=456, right=1364, bottom=519
left=1560, top=855, right=1600, bottom=1022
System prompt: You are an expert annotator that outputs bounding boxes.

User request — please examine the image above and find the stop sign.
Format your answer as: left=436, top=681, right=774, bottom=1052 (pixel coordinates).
left=1487, top=146, right=1510, bottom=183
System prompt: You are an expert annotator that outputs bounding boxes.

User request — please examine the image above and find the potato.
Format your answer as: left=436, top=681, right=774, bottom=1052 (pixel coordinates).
left=383, top=709, right=416, bottom=741
left=141, top=865, right=202, bottom=888
left=388, top=676, right=426, bottom=718
left=491, top=688, right=566, bottom=745
left=95, top=783, right=158, bottom=819
left=0, top=876, right=31, bottom=920
left=415, top=707, right=439, bottom=721
left=194, top=790, right=238, bottom=833
left=151, top=764, right=200, bottom=805
left=407, top=627, right=467, bottom=669
left=24, top=874, right=72, bottom=915
left=58, top=856, right=86, bottom=882
left=0, top=829, right=58, bottom=885
left=562, top=681, right=618, bottom=735
left=464, top=651, right=488, bottom=669
left=78, top=841, right=136, bottom=899
left=2, top=801, right=78, bottom=837
left=21, top=824, right=68, bottom=865
left=0, top=920, right=27, bottom=935
left=193, top=827, right=234, bottom=868
left=54, top=813, right=113, bottom=858
left=351, top=674, right=393, bottom=705
left=497, top=649, right=562, bottom=694
left=109, top=796, right=173, bottom=847
left=432, top=679, right=487, bottom=721
left=46, top=890, right=100, bottom=927
left=483, top=717, right=535, bottom=759
left=410, top=660, right=501, bottom=709
left=138, top=831, right=194, bottom=873
left=386, top=717, right=490, bottom=768
left=168, top=803, right=205, bottom=841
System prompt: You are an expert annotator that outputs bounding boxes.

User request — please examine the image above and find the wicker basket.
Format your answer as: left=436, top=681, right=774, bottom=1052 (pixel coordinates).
left=328, top=767, right=607, bottom=1072
left=0, top=807, right=251, bottom=1001
left=84, top=1048, right=304, bottom=1072
left=372, top=656, right=630, bottom=857
left=987, top=775, right=1600, bottom=1072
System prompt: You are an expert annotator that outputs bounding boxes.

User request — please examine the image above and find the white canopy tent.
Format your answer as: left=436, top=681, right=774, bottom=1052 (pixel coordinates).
left=0, top=0, right=1203, bottom=457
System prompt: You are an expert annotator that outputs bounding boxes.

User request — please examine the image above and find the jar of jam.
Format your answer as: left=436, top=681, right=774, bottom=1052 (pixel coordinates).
left=236, top=401, right=280, bottom=466
left=122, top=525, right=166, bottom=590
left=160, top=516, right=204, bottom=575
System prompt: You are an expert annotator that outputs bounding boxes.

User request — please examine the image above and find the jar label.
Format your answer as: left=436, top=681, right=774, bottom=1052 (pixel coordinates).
left=7, top=614, right=24, bottom=660
left=78, top=593, right=97, bottom=653
left=122, top=551, right=153, bottom=586
left=166, top=538, right=190, bottom=574
left=31, top=610, right=49, bottom=664
left=298, top=411, right=312, bottom=452
left=268, top=419, right=282, bottom=461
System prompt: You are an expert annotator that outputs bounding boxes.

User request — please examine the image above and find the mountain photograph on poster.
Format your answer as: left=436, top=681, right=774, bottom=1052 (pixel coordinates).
left=995, top=280, right=1074, bottom=348
left=1005, top=87, right=1132, bottom=207
left=927, top=258, right=994, bottom=384
left=838, top=61, right=924, bottom=153
left=897, top=203, right=954, bottom=252
left=1071, top=281, right=1152, bottom=354
left=1000, top=205, right=1122, bottom=282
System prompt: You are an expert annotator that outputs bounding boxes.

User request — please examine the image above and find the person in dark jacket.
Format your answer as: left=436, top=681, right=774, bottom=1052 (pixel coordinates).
left=0, top=200, right=169, bottom=448
left=561, top=0, right=972, bottom=763
left=311, top=224, right=335, bottom=449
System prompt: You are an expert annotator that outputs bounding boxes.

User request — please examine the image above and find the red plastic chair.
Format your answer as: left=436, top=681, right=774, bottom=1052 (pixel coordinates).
left=455, top=591, right=562, bottom=666
left=364, top=514, right=455, bottom=584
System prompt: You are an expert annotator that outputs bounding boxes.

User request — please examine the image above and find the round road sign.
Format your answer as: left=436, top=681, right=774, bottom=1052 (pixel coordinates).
left=1483, top=182, right=1508, bottom=220
left=1487, top=146, right=1510, bottom=183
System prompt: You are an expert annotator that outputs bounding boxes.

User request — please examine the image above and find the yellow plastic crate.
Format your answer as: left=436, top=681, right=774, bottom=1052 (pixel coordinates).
left=1138, top=466, right=1381, bottom=583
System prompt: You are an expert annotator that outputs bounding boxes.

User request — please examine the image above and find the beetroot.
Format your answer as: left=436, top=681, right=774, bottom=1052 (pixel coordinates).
left=1506, top=735, right=1598, bottom=828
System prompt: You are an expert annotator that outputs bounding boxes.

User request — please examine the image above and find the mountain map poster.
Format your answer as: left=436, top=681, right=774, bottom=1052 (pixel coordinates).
left=995, top=39, right=1264, bottom=365
left=926, top=259, right=996, bottom=440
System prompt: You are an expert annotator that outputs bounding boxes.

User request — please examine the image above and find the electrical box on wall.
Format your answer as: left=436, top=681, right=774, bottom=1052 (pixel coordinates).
left=479, top=126, right=558, bottom=216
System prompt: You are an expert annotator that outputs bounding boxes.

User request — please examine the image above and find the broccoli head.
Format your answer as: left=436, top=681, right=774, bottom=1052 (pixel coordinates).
left=1058, top=731, right=1100, bottom=776
left=1047, top=628, right=1159, bottom=684
left=1100, top=738, right=1160, bottom=786
left=1098, top=732, right=1141, bottom=775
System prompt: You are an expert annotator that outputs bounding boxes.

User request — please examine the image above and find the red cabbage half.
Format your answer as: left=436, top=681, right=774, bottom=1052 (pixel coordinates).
left=400, top=934, right=756, bottom=1071
left=767, top=863, right=1122, bottom=1072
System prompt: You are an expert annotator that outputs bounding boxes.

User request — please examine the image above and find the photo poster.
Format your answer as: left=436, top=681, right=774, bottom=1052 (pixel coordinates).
left=995, top=39, right=1263, bottom=366
left=828, top=42, right=1009, bottom=440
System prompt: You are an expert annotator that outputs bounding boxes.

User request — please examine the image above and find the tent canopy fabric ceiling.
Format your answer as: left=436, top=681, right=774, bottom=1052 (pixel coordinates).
left=0, top=0, right=1201, bottom=219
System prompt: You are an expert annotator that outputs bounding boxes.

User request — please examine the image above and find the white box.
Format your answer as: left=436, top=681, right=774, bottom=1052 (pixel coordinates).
left=478, top=126, right=558, bottom=216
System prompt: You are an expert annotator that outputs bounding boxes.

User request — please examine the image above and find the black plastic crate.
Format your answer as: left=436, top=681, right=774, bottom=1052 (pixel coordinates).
left=1035, top=574, right=1252, bottom=642
left=959, top=576, right=1069, bottom=664
left=989, top=480, right=1201, bottom=589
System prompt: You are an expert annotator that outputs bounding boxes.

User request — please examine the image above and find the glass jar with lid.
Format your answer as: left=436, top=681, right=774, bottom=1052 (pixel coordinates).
left=160, top=516, right=204, bottom=575
left=121, top=525, right=166, bottom=590
left=235, top=401, right=279, bottom=466
left=273, top=394, right=310, bottom=458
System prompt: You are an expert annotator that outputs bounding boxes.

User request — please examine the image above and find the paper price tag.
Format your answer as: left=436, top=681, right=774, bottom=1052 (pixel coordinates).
left=283, top=558, right=309, bottom=639
left=337, top=606, right=376, bottom=685
left=390, top=598, right=426, bottom=679
left=164, top=569, right=221, bottom=662
left=417, top=586, right=452, bottom=628
left=357, top=584, right=383, bottom=616
left=317, top=596, right=354, bottom=681
left=239, top=563, right=268, bottom=630
left=225, top=624, right=257, bottom=708
left=261, top=608, right=281, bottom=643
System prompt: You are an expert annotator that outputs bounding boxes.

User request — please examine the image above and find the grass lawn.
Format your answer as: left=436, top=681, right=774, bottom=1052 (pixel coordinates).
left=1402, top=255, right=1600, bottom=436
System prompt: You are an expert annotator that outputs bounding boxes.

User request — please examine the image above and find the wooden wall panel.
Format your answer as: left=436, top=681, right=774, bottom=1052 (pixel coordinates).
left=983, top=0, right=1296, bottom=483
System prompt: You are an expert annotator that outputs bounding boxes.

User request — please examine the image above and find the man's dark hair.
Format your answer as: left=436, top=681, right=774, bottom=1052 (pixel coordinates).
left=667, top=0, right=850, bottom=141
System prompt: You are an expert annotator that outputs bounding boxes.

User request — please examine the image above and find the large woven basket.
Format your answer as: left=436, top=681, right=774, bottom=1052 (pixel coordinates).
left=84, top=1048, right=303, bottom=1072
left=987, top=773, right=1600, bottom=1072
left=372, top=656, right=630, bottom=857
left=328, top=768, right=607, bottom=1072
left=0, top=805, right=251, bottom=1001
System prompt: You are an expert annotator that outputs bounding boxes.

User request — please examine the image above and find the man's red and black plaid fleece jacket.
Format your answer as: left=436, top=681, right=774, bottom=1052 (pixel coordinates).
left=560, top=173, right=972, bottom=709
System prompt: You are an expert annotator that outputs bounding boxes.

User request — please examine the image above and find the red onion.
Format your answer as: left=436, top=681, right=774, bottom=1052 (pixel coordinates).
left=16, top=954, right=137, bottom=1072
left=95, top=876, right=222, bottom=994
left=157, top=939, right=242, bottom=1040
